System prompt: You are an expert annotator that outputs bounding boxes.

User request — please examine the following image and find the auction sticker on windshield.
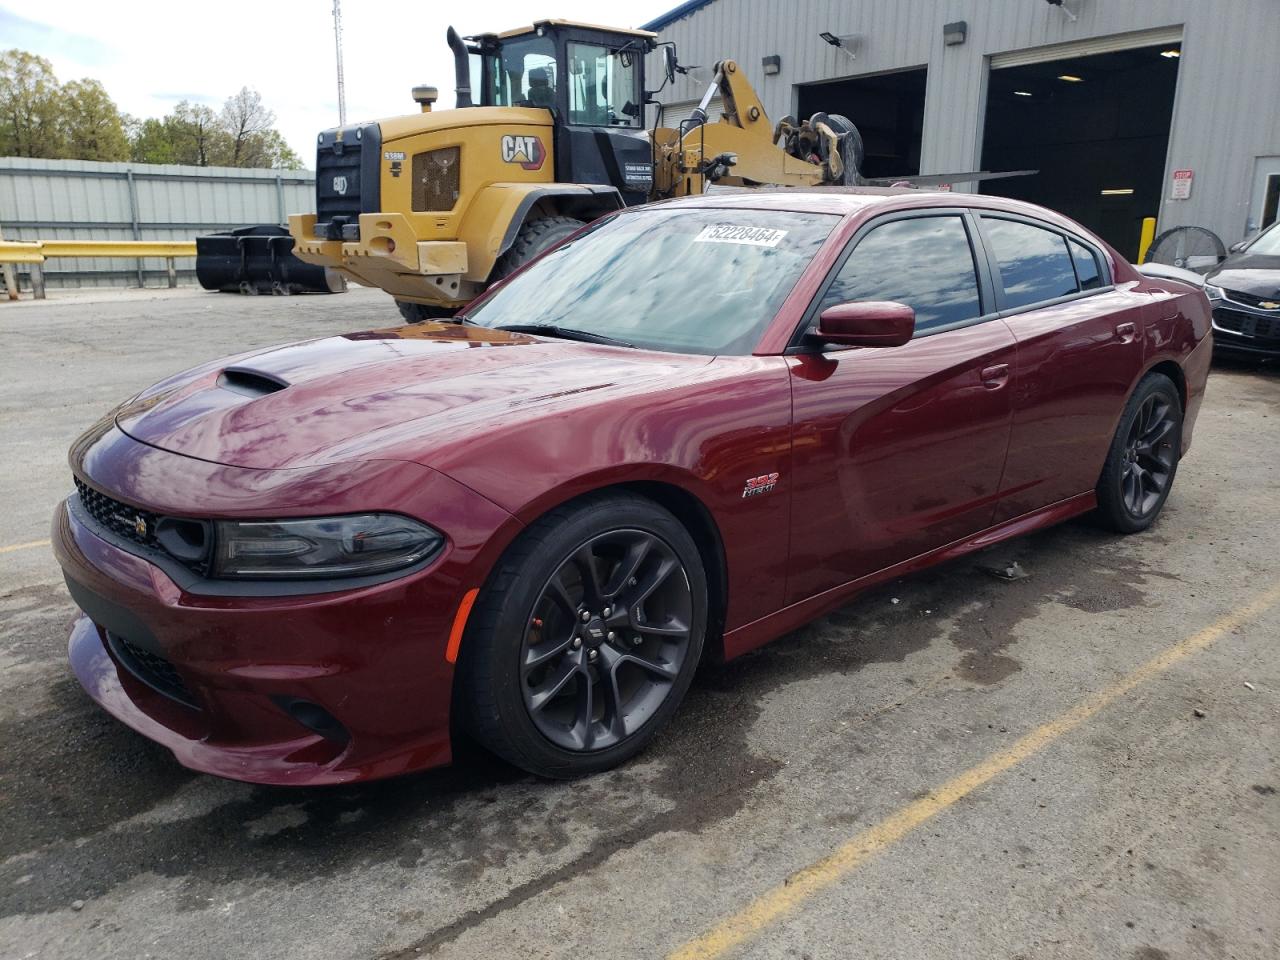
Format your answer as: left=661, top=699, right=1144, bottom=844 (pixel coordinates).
left=693, top=224, right=789, bottom=247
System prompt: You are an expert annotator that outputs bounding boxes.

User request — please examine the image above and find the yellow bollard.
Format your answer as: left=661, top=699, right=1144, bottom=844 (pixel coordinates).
left=1137, top=217, right=1157, bottom=264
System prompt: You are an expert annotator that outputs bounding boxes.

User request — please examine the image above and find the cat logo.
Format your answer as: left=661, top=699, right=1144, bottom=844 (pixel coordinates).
left=500, top=135, right=546, bottom=171
left=332, top=175, right=348, bottom=196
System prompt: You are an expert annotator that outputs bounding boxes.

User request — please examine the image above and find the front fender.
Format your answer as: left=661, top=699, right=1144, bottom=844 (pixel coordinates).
left=459, top=183, right=624, bottom=279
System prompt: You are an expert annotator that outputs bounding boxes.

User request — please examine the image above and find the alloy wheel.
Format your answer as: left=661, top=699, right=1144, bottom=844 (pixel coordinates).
left=519, top=529, right=693, bottom=752
left=1121, top=393, right=1177, bottom=518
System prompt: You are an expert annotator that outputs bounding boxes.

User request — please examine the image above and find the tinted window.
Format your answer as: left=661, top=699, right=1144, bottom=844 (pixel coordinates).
left=1069, top=239, right=1102, bottom=290
left=983, top=218, right=1079, bottom=309
left=819, top=216, right=982, bottom=335
left=466, top=208, right=836, bottom=355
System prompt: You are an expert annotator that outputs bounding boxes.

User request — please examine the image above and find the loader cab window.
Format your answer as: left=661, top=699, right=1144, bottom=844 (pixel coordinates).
left=492, top=35, right=557, bottom=110
left=567, top=42, right=641, bottom=127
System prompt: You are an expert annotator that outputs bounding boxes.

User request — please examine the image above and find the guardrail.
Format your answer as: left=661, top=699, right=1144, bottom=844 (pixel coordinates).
left=0, top=239, right=197, bottom=300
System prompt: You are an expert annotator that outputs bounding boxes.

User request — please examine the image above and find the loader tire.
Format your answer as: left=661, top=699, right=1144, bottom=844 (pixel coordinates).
left=490, top=216, right=584, bottom=282
left=396, top=300, right=457, bottom=324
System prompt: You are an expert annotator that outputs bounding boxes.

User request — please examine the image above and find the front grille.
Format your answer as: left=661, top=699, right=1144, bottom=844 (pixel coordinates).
left=1223, top=288, right=1280, bottom=311
left=411, top=147, right=461, bottom=211
left=316, top=143, right=363, bottom=226
left=106, top=631, right=199, bottom=709
left=1214, top=307, right=1280, bottom=342
left=75, top=477, right=159, bottom=548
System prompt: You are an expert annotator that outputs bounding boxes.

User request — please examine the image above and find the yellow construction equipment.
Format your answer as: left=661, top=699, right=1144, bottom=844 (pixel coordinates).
left=288, top=19, right=1002, bottom=321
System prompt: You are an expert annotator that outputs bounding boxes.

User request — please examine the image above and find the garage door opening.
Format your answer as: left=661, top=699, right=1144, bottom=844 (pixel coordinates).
left=980, top=43, right=1181, bottom=260
left=797, top=68, right=926, bottom=180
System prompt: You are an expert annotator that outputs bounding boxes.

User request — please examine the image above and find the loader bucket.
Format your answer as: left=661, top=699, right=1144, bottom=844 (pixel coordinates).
left=196, top=225, right=346, bottom=295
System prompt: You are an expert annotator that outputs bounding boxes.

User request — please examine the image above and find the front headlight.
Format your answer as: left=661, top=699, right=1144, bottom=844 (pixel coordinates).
left=1204, top=282, right=1225, bottom=300
left=210, top=514, right=444, bottom=580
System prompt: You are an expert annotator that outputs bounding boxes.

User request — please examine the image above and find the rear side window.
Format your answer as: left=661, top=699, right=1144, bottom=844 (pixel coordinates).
left=983, top=217, right=1079, bottom=310
left=1069, top=239, right=1103, bottom=290
left=818, top=216, right=982, bottom=335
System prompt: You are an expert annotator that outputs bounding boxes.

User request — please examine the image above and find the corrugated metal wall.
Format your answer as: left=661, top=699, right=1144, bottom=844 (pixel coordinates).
left=0, top=158, right=315, bottom=288
left=646, top=0, right=1280, bottom=245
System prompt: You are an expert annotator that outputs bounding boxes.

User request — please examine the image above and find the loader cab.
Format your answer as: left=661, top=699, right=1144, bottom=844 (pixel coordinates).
left=459, top=20, right=658, bottom=205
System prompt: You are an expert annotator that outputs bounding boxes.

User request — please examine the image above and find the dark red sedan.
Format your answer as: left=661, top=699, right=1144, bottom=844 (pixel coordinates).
left=54, top=190, right=1212, bottom=784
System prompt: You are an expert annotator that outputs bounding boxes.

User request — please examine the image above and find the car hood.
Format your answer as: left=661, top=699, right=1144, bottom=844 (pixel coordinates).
left=114, top=323, right=709, bottom=470
left=1208, top=253, right=1280, bottom=299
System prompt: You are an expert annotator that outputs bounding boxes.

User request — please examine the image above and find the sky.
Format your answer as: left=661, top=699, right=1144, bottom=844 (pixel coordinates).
left=0, top=0, right=677, bottom=164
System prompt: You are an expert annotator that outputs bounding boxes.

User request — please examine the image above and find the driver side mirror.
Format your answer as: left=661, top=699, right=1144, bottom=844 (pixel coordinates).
left=813, top=301, right=915, bottom=348
left=1228, top=239, right=1248, bottom=253
left=663, top=46, right=678, bottom=85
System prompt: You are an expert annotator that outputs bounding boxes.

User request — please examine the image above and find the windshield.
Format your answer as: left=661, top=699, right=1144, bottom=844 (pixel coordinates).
left=465, top=208, right=837, bottom=355
left=1246, top=221, right=1280, bottom=256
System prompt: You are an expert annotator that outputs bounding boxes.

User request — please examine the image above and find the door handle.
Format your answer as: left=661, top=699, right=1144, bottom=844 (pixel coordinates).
left=1115, top=321, right=1137, bottom=343
left=980, top=363, right=1010, bottom=388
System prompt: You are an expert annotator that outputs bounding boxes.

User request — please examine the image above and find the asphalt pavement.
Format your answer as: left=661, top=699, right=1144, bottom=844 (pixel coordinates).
left=1, top=286, right=1277, bottom=960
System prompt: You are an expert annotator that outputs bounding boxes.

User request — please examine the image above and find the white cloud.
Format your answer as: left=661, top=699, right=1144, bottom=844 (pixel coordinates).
left=0, top=0, right=676, bottom=164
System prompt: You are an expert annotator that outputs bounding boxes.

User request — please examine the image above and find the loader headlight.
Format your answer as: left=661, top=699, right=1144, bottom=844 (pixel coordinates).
left=210, top=514, right=444, bottom=580
left=411, top=147, right=461, bottom=212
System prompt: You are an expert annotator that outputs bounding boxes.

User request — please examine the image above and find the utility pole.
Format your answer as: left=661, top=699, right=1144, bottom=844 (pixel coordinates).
left=332, top=0, right=347, bottom=126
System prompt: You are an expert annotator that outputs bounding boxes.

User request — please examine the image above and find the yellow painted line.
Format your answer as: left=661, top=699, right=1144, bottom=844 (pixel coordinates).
left=670, top=582, right=1280, bottom=960
left=0, top=538, right=51, bottom=555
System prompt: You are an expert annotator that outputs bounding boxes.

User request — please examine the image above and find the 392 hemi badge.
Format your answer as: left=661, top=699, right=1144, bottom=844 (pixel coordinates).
left=742, top=472, right=780, bottom=498
left=500, top=134, right=546, bottom=171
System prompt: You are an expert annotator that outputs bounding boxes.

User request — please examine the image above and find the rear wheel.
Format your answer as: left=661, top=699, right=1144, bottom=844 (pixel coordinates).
left=1095, top=372, right=1183, bottom=533
left=458, top=493, right=707, bottom=778
left=490, top=216, right=584, bottom=282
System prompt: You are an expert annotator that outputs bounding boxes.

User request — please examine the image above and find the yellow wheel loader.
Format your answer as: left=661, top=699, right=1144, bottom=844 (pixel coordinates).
left=287, top=19, right=998, bottom=321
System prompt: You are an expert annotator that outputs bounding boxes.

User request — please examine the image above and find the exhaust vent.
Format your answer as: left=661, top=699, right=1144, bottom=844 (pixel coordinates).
left=217, top=367, right=289, bottom=398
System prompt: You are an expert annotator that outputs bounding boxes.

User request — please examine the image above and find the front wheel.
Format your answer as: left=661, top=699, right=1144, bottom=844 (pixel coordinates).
left=1095, top=372, right=1183, bottom=533
left=489, top=216, right=584, bottom=283
left=457, top=493, right=707, bottom=778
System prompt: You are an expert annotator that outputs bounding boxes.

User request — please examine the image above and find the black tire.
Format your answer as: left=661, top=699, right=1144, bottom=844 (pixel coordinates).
left=395, top=300, right=457, bottom=324
left=457, top=492, right=707, bottom=778
left=490, top=216, right=584, bottom=282
left=1095, top=372, right=1183, bottom=533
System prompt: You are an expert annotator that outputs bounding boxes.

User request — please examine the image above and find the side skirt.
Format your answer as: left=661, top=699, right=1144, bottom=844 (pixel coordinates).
left=721, top=491, right=1097, bottom=660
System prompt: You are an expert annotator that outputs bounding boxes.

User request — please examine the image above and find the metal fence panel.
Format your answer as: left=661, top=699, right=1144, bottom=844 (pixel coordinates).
left=0, top=158, right=315, bottom=289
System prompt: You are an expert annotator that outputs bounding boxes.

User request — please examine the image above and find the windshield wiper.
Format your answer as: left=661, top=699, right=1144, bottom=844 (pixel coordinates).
left=495, top=324, right=635, bottom=348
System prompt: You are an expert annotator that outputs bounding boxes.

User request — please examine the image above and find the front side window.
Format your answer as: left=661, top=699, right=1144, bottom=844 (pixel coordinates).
left=983, top=217, right=1079, bottom=310
left=567, top=42, right=641, bottom=126
left=817, top=216, right=983, bottom=336
left=491, top=36, right=557, bottom=109
left=466, top=208, right=837, bottom=355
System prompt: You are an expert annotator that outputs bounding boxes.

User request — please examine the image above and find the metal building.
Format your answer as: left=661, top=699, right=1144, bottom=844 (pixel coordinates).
left=644, top=0, right=1280, bottom=259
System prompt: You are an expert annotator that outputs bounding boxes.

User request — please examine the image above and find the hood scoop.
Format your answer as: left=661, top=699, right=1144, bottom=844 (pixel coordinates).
left=216, top=366, right=289, bottom=398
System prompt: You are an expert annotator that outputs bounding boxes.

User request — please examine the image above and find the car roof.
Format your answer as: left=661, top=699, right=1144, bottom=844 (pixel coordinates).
left=649, top=187, right=1095, bottom=237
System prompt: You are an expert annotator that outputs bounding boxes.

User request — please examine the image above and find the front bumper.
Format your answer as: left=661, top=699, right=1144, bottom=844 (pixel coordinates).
left=54, top=428, right=520, bottom=785
left=288, top=213, right=476, bottom=307
left=1210, top=300, right=1280, bottom=358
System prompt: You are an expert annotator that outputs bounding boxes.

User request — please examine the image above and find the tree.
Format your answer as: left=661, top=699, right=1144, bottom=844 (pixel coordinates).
left=0, top=49, right=64, bottom=158
left=60, top=78, right=129, bottom=161
left=165, top=101, right=232, bottom=166
left=0, top=53, right=303, bottom=169
left=218, top=87, right=302, bottom=169
left=128, top=116, right=176, bottom=164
